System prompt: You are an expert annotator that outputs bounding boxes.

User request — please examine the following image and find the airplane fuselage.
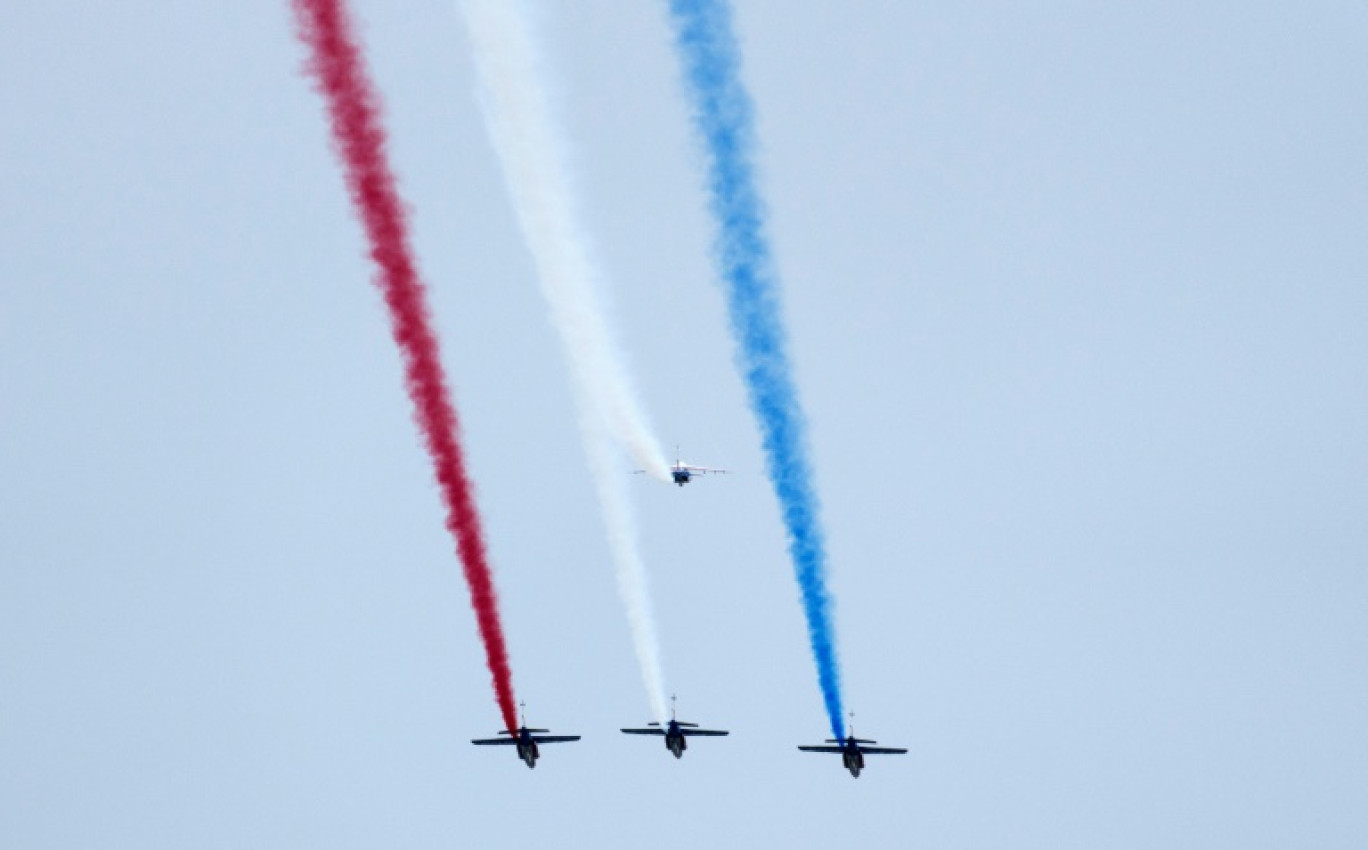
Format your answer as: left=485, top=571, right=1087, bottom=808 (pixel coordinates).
left=843, top=743, right=865, bottom=777
left=671, top=469, right=691, bottom=486
left=516, top=733, right=540, bottom=768
left=664, top=722, right=688, bottom=758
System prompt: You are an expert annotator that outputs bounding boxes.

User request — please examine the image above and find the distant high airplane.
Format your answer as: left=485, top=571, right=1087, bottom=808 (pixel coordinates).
left=621, top=696, right=728, bottom=759
left=636, top=447, right=729, bottom=487
left=471, top=704, right=581, bottom=769
left=798, top=717, right=906, bottom=777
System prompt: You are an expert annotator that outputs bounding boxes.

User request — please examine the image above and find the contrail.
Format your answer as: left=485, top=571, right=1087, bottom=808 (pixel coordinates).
left=458, top=0, right=671, bottom=722
left=666, top=0, right=846, bottom=739
left=291, top=0, right=519, bottom=733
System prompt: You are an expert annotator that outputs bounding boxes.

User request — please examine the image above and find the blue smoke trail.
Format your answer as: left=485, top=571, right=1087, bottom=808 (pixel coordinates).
left=667, top=0, right=845, bottom=741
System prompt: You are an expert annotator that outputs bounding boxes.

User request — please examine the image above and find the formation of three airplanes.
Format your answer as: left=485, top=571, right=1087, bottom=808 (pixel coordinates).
left=471, top=452, right=907, bottom=778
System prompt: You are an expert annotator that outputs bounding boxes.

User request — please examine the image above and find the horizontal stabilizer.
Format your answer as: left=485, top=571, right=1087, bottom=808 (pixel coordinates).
left=675, top=722, right=699, bottom=728
left=798, top=745, right=845, bottom=754
left=621, top=728, right=667, bottom=736
left=681, top=729, right=729, bottom=737
left=826, top=737, right=877, bottom=744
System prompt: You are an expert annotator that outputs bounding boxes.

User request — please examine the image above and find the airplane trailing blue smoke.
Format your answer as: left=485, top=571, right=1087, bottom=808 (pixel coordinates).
left=666, top=0, right=845, bottom=741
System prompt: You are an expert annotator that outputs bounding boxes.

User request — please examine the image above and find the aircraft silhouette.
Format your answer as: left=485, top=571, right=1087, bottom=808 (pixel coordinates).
left=471, top=703, right=581, bottom=769
left=798, top=715, right=906, bottom=777
left=621, top=696, right=728, bottom=759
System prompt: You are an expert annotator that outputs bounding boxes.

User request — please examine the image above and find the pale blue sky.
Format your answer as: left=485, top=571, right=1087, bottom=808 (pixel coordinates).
left=2, top=2, right=1365, bottom=847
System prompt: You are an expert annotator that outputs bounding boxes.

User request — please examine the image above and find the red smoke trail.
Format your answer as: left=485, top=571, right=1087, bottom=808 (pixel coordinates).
left=292, top=0, right=518, bottom=732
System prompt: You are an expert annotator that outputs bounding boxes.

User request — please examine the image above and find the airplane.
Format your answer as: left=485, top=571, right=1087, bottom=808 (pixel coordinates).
left=635, top=447, right=729, bottom=487
left=471, top=704, right=581, bottom=769
left=798, top=716, right=906, bottom=778
left=620, top=695, right=729, bottom=759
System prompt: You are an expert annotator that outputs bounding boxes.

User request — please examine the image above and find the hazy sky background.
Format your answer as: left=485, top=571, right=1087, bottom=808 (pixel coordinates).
left=2, top=2, right=1365, bottom=847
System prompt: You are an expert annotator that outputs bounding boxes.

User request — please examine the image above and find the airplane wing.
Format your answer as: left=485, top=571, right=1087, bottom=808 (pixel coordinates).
left=529, top=735, right=581, bottom=744
left=684, top=465, right=728, bottom=474
left=620, top=728, right=667, bottom=736
left=797, top=745, right=845, bottom=753
left=681, top=729, right=729, bottom=737
left=859, top=746, right=908, bottom=755
left=471, top=737, right=519, bottom=746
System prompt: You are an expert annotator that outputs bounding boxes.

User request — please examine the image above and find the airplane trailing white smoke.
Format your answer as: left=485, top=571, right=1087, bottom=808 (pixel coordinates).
left=458, top=0, right=671, bottom=723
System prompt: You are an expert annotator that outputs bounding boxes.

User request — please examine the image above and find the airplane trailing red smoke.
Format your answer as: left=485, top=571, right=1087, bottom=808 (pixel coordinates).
left=291, top=0, right=518, bottom=732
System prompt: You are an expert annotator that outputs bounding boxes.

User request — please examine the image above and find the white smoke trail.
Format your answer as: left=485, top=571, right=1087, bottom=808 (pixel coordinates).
left=458, top=0, right=671, bottom=722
